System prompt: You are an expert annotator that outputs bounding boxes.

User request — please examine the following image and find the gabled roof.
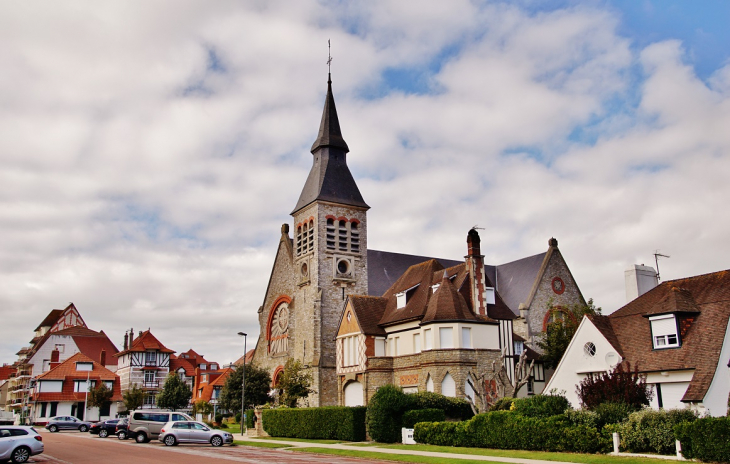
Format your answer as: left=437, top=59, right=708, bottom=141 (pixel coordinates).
left=177, top=349, right=215, bottom=367
left=378, top=259, right=446, bottom=326
left=113, top=330, right=174, bottom=357
left=37, top=353, right=118, bottom=382
left=34, top=309, right=63, bottom=332
left=0, top=364, right=16, bottom=381
left=234, top=349, right=255, bottom=367
left=367, top=249, right=461, bottom=298
left=495, top=252, right=546, bottom=314
left=347, top=296, right=387, bottom=336
left=591, top=270, right=730, bottom=402
left=170, top=356, right=195, bottom=376
left=71, top=330, right=119, bottom=366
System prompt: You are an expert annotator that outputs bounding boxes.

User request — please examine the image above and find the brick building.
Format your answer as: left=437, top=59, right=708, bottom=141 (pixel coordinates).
left=250, top=74, right=585, bottom=407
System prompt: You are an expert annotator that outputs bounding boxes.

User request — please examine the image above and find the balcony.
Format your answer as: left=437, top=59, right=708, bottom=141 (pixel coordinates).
left=144, top=361, right=158, bottom=367
left=142, top=380, right=159, bottom=389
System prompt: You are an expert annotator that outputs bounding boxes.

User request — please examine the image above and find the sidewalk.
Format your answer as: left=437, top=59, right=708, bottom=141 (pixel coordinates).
left=238, top=437, right=589, bottom=464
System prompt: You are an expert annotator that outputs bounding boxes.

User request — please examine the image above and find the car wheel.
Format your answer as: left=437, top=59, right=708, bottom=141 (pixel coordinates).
left=79, top=425, right=89, bottom=432
left=163, top=435, right=177, bottom=446
left=210, top=435, right=223, bottom=447
left=48, top=425, right=58, bottom=433
left=11, top=446, right=31, bottom=463
left=135, top=432, right=148, bottom=443
left=99, top=428, right=109, bottom=438
left=117, top=431, right=128, bottom=440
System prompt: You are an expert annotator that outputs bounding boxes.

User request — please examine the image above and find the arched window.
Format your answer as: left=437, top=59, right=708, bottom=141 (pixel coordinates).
left=350, top=221, right=359, bottom=252
left=338, top=220, right=348, bottom=251
left=326, top=218, right=336, bottom=250
left=296, top=225, right=303, bottom=255
left=441, top=373, right=455, bottom=397
left=426, top=374, right=434, bottom=392
left=308, top=220, right=314, bottom=252
left=267, top=296, right=291, bottom=355
left=343, top=381, right=364, bottom=407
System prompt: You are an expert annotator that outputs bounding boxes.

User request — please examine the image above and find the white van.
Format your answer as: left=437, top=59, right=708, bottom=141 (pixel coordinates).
left=128, top=410, right=193, bottom=443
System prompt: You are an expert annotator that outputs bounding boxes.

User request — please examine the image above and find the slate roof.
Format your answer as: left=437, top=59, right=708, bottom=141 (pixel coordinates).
left=113, top=330, right=174, bottom=357
left=367, top=249, right=461, bottom=297
left=495, top=252, right=547, bottom=315
left=348, top=296, right=387, bottom=336
left=589, top=270, right=730, bottom=403
left=292, top=76, right=368, bottom=214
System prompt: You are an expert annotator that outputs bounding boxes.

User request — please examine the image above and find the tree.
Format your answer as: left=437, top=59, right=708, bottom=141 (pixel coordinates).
left=219, top=364, right=271, bottom=413
left=156, top=374, right=192, bottom=411
left=278, top=358, right=315, bottom=408
left=536, top=298, right=602, bottom=370
left=466, top=347, right=534, bottom=414
left=192, top=399, right=213, bottom=419
left=123, top=383, right=144, bottom=411
left=88, top=383, right=113, bottom=413
left=577, top=361, right=653, bottom=410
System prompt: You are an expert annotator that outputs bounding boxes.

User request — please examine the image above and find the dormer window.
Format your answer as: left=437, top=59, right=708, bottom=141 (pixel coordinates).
left=650, top=314, right=680, bottom=349
left=75, top=362, right=93, bottom=372
left=396, top=284, right=419, bottom=309
left=485, top=287, right=496, bottom=305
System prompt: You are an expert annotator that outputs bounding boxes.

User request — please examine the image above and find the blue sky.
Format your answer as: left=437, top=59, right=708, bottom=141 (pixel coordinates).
left=0, top=0, right=728, bottom=366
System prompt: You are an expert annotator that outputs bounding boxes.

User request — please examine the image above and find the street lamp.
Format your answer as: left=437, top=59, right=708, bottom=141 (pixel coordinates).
left=237, top=332, right=247, bottom=437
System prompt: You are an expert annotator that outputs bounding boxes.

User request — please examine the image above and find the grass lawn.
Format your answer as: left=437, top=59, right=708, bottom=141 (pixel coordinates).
left=233, top=439, right=293, bottom=449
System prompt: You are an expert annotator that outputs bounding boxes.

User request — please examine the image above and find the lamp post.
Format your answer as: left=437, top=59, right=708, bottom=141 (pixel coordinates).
left=237, top=332, right=247, bottom=437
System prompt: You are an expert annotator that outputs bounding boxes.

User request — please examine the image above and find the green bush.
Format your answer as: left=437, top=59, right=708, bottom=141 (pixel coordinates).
left=675, top=416, right=730, bottom=462
left=366, top=385, right=412, bottom=443
left=244, top=409, right=255, bottom=429
left=402, top=408, right=446, bottom=428
left=511, top=394, right=570, bottom=418
left=414, top=410, right=610, bottom=453
left=565, top=409, right=599, bottom=429
left=215, top=413, right=223, bottom=424
left=262, top=406, right=366, bottom=441
left=593, top=402, right=634, bottom=428
left=614, top=408, right=698, bottom=455
left=235, top=412, right=241, bottom=423
left=489, top=397, right=515, bottom=411
left=409, top=392, right=474, bottom=421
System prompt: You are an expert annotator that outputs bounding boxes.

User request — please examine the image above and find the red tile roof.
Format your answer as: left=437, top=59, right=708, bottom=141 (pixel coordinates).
left=72, top=331, right=120, bottom=366
left=113, top=330, right=174, bottom=356
left=170, top=356, right=195, bottom=376
left=591, top=270, right=730, bottom=403
left=34, top=353, right=123, bottom=402
left=0, top=364, right=16, bottom=381
left=34, top=309, right=64, bottom=332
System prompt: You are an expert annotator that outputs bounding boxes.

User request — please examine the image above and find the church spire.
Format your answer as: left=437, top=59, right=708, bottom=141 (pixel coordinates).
left=310, top=73, right=349, bottom=154
left=291, top=73, right=368, bottom=215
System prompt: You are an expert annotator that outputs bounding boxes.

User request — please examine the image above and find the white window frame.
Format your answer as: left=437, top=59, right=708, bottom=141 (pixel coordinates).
left=461, top=327, right=472, bottom=348
left=650, top=314, right=680, bottom=349
left=424, top=329, right=432, bottom=350
left=439, top=327, right=454, bottom=349
left=413, top=333, right=421, bottom=353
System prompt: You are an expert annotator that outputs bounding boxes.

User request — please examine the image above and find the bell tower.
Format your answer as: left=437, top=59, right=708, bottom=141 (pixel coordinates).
left=289, top=73, right=369, bottom=405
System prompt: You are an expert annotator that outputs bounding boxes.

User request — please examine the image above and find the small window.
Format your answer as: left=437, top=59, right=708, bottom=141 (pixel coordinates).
left=413, top=333, right=421, bottom=353
left=439, top=327, right=454, bottom=349
left=424, top=329, right=432, bottom=350
left=55, top=344, right=65, bottom=353
left=200, top=364, right=206, bottom=370
left=461, top=328, right=472, bottom=348
left=485, top=287, right=496, bottom=305
left=584, top=342, right=596, bottom=357
left=650, top=314, right=680, bottom=349
left=75, top=362, right=93, bottom=372
left=514, top=341, right=524, bottom=355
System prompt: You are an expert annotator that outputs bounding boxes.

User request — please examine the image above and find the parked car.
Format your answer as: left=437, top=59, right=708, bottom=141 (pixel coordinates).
left=158, top=421, right=233, bottom=447
left=89, top=419, right=120, bottom=438
left=45, top=416, right=91, bottom=433
left=0, top=426, right=44, bottom=463
left=116, top=417, right=129, bottom=440
left=127, top=410, right=193, bottom=443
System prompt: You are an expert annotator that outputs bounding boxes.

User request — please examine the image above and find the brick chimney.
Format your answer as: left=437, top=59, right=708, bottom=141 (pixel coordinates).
left=123, top=333, right=128, bottom=351
left=129, top=328, right=134, bottom=347
left=100, top=349, right=106, bottom=367
left=466, top=228, right=487, bottom=316
left=50, top=349, right=60, bottom=369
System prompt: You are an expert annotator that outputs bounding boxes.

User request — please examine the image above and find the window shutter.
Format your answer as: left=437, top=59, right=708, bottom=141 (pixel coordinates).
left=650, top=315, right=677, bottom=337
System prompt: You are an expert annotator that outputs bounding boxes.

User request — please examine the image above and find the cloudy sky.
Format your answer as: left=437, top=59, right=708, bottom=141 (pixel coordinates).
left=2, top=0, right=729, bottom=366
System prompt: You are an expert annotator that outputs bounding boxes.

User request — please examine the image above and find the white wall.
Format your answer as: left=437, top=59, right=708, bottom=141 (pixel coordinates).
left=28, top=335, right=80, bottom=376
left=544, top=317, right=622, bottom=408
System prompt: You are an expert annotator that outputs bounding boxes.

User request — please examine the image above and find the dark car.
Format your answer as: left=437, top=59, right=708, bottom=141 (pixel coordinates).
left=45, top=416, right=91, bottom=433
left=115, top=418, right=129, bottom=440
left=89, top=419, right=120, bottom=438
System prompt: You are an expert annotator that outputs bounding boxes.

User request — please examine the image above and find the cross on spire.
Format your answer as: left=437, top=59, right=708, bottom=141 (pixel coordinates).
left=327, top=39, right=332, bottom=77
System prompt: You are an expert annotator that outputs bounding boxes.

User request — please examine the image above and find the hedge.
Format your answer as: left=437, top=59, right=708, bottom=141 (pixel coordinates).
left=402, top=408, right=446, bottom=428
left=262, top=406, right=367, bottom=441
left=675, top=416, right=730, bottom=463
left=245, top=408, right=255, bottom=429
left=366, top=385, right=412, bottom=443
left=414, top=410, right=611, bottom=453
left=408, top=392, right=473, bottom=421
left=607, top=408, right=698, bottom=455
left=511, top=394, right=570, bottom=418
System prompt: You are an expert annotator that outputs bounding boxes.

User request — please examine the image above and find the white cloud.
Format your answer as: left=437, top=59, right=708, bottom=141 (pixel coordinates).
left=1, top=1, right=728, bottom=367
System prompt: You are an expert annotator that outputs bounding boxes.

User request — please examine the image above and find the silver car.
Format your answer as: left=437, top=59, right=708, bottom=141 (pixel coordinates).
left=0, top=426, right=44, bottom=463
left=45, top=415, right=91, bottom=432
left=158, top=421, right=233, bottom=447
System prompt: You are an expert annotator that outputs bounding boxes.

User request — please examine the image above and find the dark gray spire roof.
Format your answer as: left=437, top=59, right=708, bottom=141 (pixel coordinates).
left=291, top=75, right=369, bottom=215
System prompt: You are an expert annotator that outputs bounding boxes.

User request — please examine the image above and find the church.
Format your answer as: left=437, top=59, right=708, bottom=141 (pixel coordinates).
left=249, top=74, right=586, bottom=407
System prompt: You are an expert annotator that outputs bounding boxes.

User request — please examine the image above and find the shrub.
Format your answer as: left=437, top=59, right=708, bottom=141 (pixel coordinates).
left=565, top=409, right=599, bottom=429
left=675, top=416, right=730, bottom=462
left=511, top=394, right=570, bottom=418
left=402, top=409, right=446, bottom=428
left=414, top=410, right=610, bottom=453
left=577, top=362, right=652, bottom=410
left=244, top=409, right=255, bottom=429
left=409, top=392, right=474, bottom=421
left=593, top=402, right=634, bottom=428
left=215, top=413, right=223, bottom=424
left=489, top=397, right=515, bottom=411
left=262, top=406, right=366, bottom=441
left=614, top=408, right=698, bottom=455
left=366, top=385, right=411, bottom=443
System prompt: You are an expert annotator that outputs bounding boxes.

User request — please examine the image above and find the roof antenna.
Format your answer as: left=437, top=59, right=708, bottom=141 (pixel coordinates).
left=327, top=39, right=333, bottom=81
left=471, top=225, right=484, bottom=231
left=654, top=250, right=670, bottom=281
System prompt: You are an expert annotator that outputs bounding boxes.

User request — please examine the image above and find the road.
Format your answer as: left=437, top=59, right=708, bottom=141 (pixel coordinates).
left=31, top=430, right=399, bottom=464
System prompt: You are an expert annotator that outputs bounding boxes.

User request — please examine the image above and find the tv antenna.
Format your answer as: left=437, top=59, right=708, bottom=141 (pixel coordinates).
left=654, top=250, right=670, bottom=281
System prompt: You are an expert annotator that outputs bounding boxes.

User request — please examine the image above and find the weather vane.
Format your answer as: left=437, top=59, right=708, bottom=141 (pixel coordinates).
left=327, top=39, right=332, bottom=73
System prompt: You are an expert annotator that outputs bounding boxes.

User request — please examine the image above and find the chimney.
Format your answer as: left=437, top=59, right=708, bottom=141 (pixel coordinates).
left=129, top=328, right=134, bottom=347
left=100, top=349, right=106, bottom=367
left=123, top=333, right=128, bottom=351
left=466, top=228, right=487, bottom=316
left=625, top=264, right=658, bottom=302
left=50, top=349, right=60, bottom=369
